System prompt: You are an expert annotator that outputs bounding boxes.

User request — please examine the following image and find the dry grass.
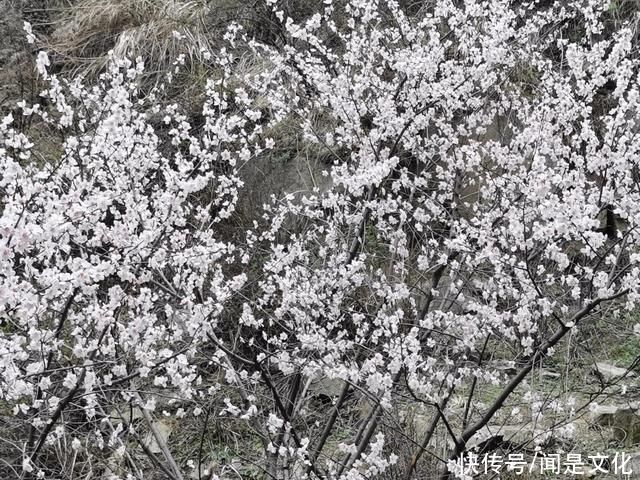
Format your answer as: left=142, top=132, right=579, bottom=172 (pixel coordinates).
left=48, top=0, right=236, bottom=80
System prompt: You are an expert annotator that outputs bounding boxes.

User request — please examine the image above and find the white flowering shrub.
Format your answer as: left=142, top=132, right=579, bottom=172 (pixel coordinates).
left=1, top=0, right=640, bottom=478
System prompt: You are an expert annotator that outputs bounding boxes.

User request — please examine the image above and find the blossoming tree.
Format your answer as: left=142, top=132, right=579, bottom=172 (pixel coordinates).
left=2, top=0, right=640, bottom=478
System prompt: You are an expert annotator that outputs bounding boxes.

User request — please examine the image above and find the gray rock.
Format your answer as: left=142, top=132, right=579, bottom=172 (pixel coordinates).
left=491, top=361, right=517, bottom=375
left=592, top=404, right=628, bottom=424
left=540, top=370, right=561, bottom=380
left=594, top=362, right=635, bottom=382
left=627, top=452, right=640, bottom=478
left=467, top=424, right=536, bottom=451
left=143, top=419, right=174, bottom=454
left=591, top=403, right=640, bottom=446
left=308, top=376, right=346, bottom=399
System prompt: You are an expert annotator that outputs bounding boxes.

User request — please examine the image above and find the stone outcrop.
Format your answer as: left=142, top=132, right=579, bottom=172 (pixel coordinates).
left=591, top=402, right=640, bottom=446
left=593, top=362, right=635, bottom=382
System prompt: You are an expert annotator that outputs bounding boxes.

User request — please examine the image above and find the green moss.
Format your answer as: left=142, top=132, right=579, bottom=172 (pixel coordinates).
left=610, top=335, right=640, bottom=367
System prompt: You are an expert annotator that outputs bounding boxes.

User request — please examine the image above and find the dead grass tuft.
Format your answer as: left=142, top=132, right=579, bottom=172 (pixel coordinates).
left=48, top=0, right=234, bottom=80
